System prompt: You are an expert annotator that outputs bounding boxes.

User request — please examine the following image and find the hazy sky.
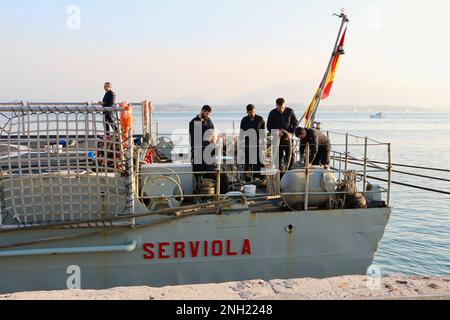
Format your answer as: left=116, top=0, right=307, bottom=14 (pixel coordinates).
left=1, top=0, right=449, bottom=108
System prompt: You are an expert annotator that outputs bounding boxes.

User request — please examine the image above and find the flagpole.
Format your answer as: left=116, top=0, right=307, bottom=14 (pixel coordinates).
left=309, top=12, right=349, bottom=126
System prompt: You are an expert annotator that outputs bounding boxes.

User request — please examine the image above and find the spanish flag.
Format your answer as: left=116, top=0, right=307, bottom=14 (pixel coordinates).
left=305, top=27, right=347, bottom=127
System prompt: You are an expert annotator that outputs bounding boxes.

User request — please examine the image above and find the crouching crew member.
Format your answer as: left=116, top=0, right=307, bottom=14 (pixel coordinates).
left=295, top=127, right=331, bottom=167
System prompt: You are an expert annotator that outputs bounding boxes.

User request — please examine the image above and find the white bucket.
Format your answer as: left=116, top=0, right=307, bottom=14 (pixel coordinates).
left=45, top=145, right=53, bottom=153
left=243, top=184, right=257, bottom=198
left=52, top=144, right=63, bottom=154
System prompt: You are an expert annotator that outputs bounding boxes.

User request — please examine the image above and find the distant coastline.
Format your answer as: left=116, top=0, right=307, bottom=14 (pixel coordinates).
left=1, top=100, right=445, bottom=113
left=153, top=103, right=443, bottom=113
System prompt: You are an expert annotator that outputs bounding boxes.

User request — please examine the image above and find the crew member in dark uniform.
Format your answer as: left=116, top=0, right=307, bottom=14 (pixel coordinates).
left=100, top=82, right=117, bottom=134
left=295, top=127, right=331, bottom=166
left=267, top=98, right=298, bottom=171
left=239, top=104, right=265, bottom=181
left=189, top=105, right=217, bottom=179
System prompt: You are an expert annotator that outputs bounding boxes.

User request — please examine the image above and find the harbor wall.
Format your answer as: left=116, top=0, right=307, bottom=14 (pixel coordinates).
left=1, top=274, right=449, bottom=300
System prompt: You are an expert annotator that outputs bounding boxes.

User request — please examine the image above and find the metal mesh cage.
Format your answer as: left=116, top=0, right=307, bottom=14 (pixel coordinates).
left=0, top=104, right=134, bottom=225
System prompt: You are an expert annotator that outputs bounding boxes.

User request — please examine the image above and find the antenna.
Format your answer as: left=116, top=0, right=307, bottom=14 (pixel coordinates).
left=333, top=9, right=349, bottom=22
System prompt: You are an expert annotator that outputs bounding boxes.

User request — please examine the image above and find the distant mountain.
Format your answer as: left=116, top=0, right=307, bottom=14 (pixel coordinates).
left=154, top=103, right=439, bottom=113
left=174, top=94, right=209, bottom=106
left=223, top=81, right=315, bottom=106
left=317, top=105, right=436, bottom=113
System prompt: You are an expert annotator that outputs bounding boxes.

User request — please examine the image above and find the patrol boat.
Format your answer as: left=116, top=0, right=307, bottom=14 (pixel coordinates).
left=370, top=112, right=386, bottom=119
left=0, top=102, right=392, bottom=293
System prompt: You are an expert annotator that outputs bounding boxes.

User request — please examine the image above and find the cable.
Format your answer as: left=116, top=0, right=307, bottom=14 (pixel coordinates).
left=368, top=160, right=450, bottom=173
left=343, top=159, right=450, bottom=183
left=365, top=175, right=450, bottom=195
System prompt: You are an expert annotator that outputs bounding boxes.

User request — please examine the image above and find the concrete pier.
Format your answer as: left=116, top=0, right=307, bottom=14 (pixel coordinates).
left=1, top=274, right=449, bottom=300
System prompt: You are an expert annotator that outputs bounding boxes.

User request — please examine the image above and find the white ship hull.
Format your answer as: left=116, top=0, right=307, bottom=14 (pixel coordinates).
left=0, top=206, right=391, bottom=293
left=0, top=104, right=393, bottom=294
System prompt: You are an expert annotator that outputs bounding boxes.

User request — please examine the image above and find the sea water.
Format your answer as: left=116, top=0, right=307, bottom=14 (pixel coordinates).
left=150, top=110, right=450, bottom=277
left=1, top=109, right=449, bottom=276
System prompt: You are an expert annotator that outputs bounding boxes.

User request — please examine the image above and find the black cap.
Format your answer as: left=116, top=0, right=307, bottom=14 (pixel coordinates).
left=295, top=127, right=306, bottom=137
left=201, top=105, right=212, bottom=112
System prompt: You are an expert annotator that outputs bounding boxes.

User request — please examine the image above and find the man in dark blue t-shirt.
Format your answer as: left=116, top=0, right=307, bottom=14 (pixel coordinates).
left=267, top=98, right=298, bottom=171
left=189, top=105, right=217, bottom=177
left=100, top=82, right=117, bottom=134
left=240, top=104, right=265, bottom=181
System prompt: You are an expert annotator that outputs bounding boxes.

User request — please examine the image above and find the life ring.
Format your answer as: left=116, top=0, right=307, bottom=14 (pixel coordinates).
left=120, top=102, right=134, bottom=147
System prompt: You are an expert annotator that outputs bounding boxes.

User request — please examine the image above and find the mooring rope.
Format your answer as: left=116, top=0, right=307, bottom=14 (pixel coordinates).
left=364, top=175, right=450, bottom=195
left=343, top=159, right=450, bottom=183
left=329, top=163, right=450, bottom=195
left=368, top=160, right=450, bottom=173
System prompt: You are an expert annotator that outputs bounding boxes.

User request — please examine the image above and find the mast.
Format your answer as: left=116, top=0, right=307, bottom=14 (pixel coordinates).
left=309, top=11, right=349, bottom=126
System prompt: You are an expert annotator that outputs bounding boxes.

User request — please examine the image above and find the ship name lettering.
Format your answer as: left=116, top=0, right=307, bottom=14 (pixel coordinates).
left=143, top=239, right=252, bottom=260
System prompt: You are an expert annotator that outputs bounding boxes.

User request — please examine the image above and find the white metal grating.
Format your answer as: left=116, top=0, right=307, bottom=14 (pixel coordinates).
left=0, top=104, right=134, bottom=225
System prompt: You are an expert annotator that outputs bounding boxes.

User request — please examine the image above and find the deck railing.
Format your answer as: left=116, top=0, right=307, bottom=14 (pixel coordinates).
left=134, top=129, right=392, bottom=211
left=0, top=103, right=392, bottom=228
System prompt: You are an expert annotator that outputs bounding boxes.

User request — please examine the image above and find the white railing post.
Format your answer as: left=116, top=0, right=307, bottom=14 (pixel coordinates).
left=345, top=133, right=349, bottom=171
left=363, top=137, right=368, bottom=191
left=304, top=143, right=310, bottom=211
left=387, top=143, right=392, bottom=207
